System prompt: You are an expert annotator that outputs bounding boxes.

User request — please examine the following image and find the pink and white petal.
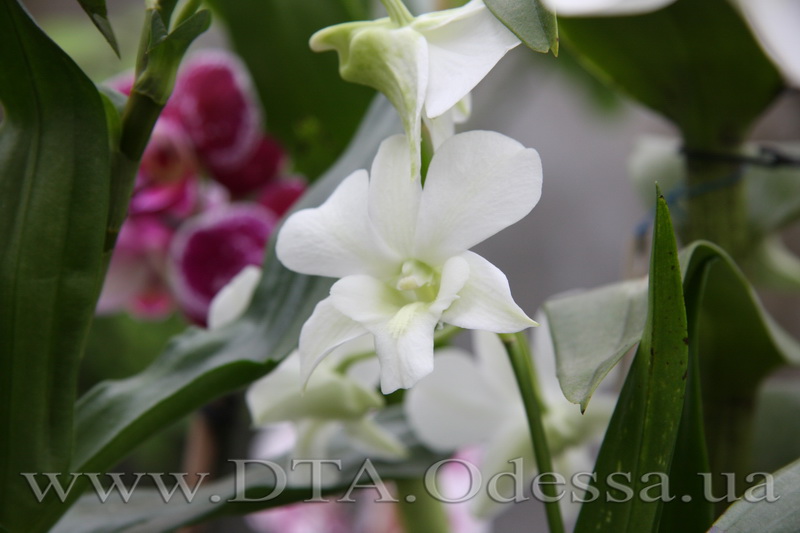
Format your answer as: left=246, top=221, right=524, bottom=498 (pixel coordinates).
left=298, top=298, right=369, bottom=385
left=541, top=0, right=675, bottom=16
left=96, top=251, right=150, bottom=314
left=369, top=134, right=422, bottom=255
left=736, top=0, right=800, bottom=87
left=414, top=1, right=520, bottom=118
left=414, top=131, right=542, bottom=262
left=207, top=265, right=262, bottom=329
left=405, top=349, right=508, bottom=451
left=276, top=170, right=396, bottom=278
left=442, top=251, right=536, bottom=332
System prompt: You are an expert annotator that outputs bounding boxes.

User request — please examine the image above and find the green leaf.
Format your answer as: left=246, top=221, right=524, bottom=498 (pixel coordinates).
left=53, top=406, right=441, bottom=533
left=484, top=0, right=558, bottom=54
left=547, top=241, right=800, bottom=411
left=558, top=0, right=783, bottom=148
left=710, top=457, right=800, bottom=533
left=574, top=190, right=689, bottom=533
left=544, top=278, right=648, bottom=412
left=135, top=9, right=212, bottom=105
left=75, top=0, right=120, bottom=56
left=206, top=0, right=375, bottom=179
left=68, top=96, right=401, bottom=499
left=0, top=0, right=111, bottom=530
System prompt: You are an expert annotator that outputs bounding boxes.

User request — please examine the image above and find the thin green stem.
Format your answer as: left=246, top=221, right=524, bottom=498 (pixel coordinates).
left=500, top=332, right=564, bottom=533
left=381, top=0, right=414, bottom=25
left=682, top=145, right=749, bottom=258
left=395, top=477, right=451, bottom=533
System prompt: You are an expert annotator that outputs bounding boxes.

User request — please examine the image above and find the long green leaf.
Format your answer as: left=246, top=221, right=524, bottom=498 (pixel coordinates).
left=559, top=0, right=782, bottom=148
left=75, top=0, right=120, bottom=56
left=206, top=0, right=374, bottom=179
left=574, top=191, right=688, bottom=532
left=484, top=0, right=558, bottom=54
left=710, top=457, right=800, bottom=533
left=0, top=0, right=111, bottom=530
left=68, top=96, right=400, bottom=499
left=53, top=406, right=441, bottom=533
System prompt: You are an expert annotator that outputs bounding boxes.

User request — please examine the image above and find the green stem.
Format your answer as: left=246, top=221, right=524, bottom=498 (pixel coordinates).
left=381, top=0, right=414, bottom=25
left=396, top=477, right=451, bottom=533
left=682, top=145, right=749, bottom=258
left=499, top=332, right=564, bottom=533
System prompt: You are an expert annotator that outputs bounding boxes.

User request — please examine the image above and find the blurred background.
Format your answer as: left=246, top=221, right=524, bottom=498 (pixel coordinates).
left=18, top=0, right=800, bottom=531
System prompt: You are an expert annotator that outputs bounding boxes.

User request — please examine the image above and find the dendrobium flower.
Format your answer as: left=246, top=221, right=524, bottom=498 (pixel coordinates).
left=310, top=0, right=519, bottom=175
left=208, top=268, right=406, bottom=469
left=276, top=130, right=541, bottom=393
left=405, top=324, right=613, bottom=519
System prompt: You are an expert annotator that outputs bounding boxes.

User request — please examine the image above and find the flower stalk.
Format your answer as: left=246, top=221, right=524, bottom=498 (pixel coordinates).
left=396, top=477, right=452, bottom=533
left=381, top=0, right=415, bottom=25
left=500, top=332, right=565, bottom=533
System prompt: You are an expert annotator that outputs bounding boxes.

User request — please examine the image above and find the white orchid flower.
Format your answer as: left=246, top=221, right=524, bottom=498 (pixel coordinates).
left=246, top=344, right=408, bottom=467
left=405, top=320, right=614, bottom=519
left=540, top=0, right=674, bottom=16
left=310, top=0, right=519, bottom=175
left=733, top=0, right=800, bottom=87
left=276, top=130, right=541, bottom=394
left=208, top=266, right=407, bottom=470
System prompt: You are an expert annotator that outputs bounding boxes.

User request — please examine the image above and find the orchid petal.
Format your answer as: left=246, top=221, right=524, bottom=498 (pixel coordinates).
left=414, top=131, right=542, bottom=262
left=298, top=298, right=368, bottom=385
left=405, top=349, right=508, bottom=451
left=207, top=265, right=261, bottom=329
left=472, top=421, right=533, bottom=518
left=369, top=135, right=422, bottom=255
left=276, top=170, right=396, bottom=278
left=541, top=0, right=675, bottom=16
left=530, top=311, right=563, bottom=400
left=343, top=417, right=409, bottom=459
left=735, top=0, right=800, bottom=86
left=423, top=111, right=455, bottom=150
left=246, top=353, right=384, bottom=425
left=96, top=251, right=150, bottom=314
left=414, top=0, right=520, bottom=117
left=472, top=330, right=519, bottom=403
left=442, top=251, right=536, bottom=333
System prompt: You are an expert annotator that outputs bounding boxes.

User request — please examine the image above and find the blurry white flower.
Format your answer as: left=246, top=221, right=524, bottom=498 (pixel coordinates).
left=311, top=0, right=519, bottom=174
left=405, top=319, right=613, bottom=518
left=276, top=131, right=541, bottom=393
left=540, top=0, right=674, bottom=16
left=733, top=0, right=800, bottom=86
left=246, top=342, right=408, bottom=467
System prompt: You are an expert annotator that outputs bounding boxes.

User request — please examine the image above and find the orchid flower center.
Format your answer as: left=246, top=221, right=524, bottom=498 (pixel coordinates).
left=395, top=259, right=438, bottom=302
